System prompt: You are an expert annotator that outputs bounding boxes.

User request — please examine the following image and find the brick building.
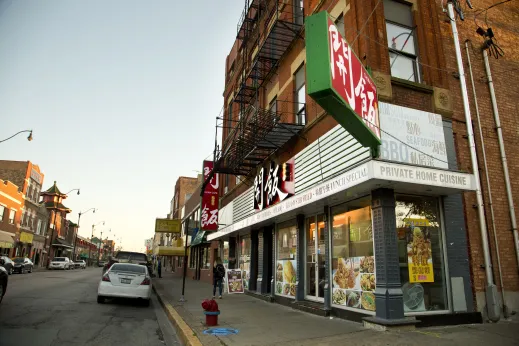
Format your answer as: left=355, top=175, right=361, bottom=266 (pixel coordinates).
left=191, top=0, right=519, bottom=326
left=0, top=179, right=23, bottom=256
left=438, top=0, right=519, bottom=318
left=170, top=175, right=201, bottom=219
left=0, top=160, right=48, bottom=262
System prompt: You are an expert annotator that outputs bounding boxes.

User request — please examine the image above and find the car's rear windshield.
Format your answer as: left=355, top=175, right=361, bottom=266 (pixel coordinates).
left=115, top=252, right=147, bottom=262
left=110, top=264, right=146, bottom=274
left=53, top=258, right=66, bottom=262
left=13, top=258, right=25, bottom=263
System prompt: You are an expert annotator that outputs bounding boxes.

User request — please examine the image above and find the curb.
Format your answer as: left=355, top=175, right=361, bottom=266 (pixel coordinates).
left=153, top=285, right=203, bottom=346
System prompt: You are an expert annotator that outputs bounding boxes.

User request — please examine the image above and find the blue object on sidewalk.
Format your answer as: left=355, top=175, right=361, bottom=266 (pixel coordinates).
left=203, top=328, right=239, bottom=336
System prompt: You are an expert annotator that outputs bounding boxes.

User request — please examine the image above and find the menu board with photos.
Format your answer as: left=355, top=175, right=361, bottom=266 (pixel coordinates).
left=332, top=256, right=376, bottom=311
left=405, top=219, right=434, bottom=283
left=226, top=269, right=244, bottom=294
left=275, top=260, right=297, bottom=298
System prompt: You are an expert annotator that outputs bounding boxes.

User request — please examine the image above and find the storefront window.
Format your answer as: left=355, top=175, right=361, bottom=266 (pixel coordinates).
left=202, top=246, right=210, bottom=269
left=331, top=197, right=376, bottom=313
left=189, top=249, right=196, bottom=268
left=275, top=223, right=297, bottom=298
left=396, top=195, right=447, bottom=313
left=239, top=236, right=251, bottom=290
left=223, top=241, right=229, bottom=269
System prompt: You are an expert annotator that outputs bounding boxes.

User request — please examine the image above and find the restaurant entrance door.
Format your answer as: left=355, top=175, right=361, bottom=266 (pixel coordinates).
left=305, top=214, right=326, bottom=301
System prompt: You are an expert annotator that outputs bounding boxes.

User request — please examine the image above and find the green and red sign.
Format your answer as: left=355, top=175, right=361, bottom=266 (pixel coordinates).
left=305, top=11, right=381, bottom=148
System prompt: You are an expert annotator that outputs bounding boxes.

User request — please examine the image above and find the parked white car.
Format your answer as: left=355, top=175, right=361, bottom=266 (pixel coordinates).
left=97, top=263, right=151, bottom=306
left=74, top=260, right=87, bottom=269
left=49, top=257, right=72, bottom=270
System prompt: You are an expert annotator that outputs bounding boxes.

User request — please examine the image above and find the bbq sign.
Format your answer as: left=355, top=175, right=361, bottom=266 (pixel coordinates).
left=305, top=11, right=381, bottom=149
left=201, top=160, right=219, bottom=231
left=253, top=159, right=295, bottom=211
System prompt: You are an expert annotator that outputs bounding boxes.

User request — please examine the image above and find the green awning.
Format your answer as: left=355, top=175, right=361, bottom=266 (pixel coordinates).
left=190, top=231, right=207, bottom=247
left=80, top=254, right=88, bottom=259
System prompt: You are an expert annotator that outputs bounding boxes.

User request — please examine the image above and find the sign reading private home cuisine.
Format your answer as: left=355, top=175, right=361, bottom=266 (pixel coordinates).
left=201, top=160, right=219, bottom=231
left=253, top=159, right=295, bottom=211
left=379, top=103, right=448, bottom=169
left=306, top=11, right=381, bottom=149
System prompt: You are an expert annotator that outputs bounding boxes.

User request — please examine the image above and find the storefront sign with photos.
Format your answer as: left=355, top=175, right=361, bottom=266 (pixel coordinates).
left=306, top=11, right=381, bottom=149
left=226, top=269, right=244, bottom=294
left=201, top=160, right=219, bottom=231
left=332, top=256, right=376, bottom=311
left=155, top=219, right=181, bottom=233
left=379, top=103, right=448, bottom=169
left=254, top=159, right=295, bottom=211
left=405, top=219, right=434, bottom=283
left=275, top=259, right=297, bottom=298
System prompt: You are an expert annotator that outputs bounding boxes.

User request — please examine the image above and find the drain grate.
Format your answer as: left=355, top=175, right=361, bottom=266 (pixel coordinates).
left=203, top=328, right=239, bottom=336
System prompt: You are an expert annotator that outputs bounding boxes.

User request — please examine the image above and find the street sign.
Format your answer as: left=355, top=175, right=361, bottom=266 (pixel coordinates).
left=155, top=218, right=181, bottom=233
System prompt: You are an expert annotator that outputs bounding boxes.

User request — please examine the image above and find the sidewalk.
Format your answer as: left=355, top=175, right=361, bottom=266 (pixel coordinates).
left=153, top=272, right=519, bottom=346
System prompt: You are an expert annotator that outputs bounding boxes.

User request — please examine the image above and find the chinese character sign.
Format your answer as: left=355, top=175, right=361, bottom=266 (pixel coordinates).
left=306, top=11, right=381, bottom=149
left=406, top=222, right=434, bottom=283
left=254, top=159, right=294, bottom=211
left=201, top=160, right=219, bottom=231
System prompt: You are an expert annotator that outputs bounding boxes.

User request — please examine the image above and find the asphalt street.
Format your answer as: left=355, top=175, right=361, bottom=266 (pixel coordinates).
left=0, top=267, right=181, bottom=346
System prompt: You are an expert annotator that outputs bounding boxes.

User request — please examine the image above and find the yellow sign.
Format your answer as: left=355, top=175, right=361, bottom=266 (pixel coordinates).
left=20, top=232, right=34, bottom=244
left=157, top=246, right=185, bottom=256
left=155, top=218, right=181, bottom=233
left=407, top=226, right=434, bottom=283
left=0, top=241, right=13, bottom=248
left=403, top=218, right=430, bottom=227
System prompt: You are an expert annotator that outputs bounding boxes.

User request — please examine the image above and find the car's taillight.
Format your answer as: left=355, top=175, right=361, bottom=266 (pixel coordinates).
left=141, top=277, right=151, bottom=285
left=102, top=274, right=111, bottom=282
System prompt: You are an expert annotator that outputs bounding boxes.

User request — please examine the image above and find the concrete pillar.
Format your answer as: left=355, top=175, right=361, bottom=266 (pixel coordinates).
left=367, top=188, right=412, bottom=326
left=295, top=214, right=305, bottom=301
left=250, top=230, right=259, bottom=291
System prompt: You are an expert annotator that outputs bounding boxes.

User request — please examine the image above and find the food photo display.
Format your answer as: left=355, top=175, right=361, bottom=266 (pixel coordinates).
left=275, top=260, right=297, bottom=298
left=332, top=256, right=376, bottom=311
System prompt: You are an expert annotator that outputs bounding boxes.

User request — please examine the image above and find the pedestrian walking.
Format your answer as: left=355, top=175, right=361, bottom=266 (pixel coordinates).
left=212, top=257, right=225, bottom=299
left=157, top=257, right=162, bottom=278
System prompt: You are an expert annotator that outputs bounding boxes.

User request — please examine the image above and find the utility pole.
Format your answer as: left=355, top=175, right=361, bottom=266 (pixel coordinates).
left=447, top=1, right=500, bottom=322
left=73, top=208, right=96, bottom=262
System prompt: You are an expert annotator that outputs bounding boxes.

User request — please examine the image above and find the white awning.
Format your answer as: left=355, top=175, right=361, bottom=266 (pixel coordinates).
left=208, top=160, right=476, bottom=241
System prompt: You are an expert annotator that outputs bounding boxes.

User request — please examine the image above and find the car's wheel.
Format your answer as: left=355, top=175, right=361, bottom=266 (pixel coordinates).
left=8, top=267, right=12, bottom=275
left=97, top=296, right=105, bottom=304
left=29, top=267, right=32, bottom=273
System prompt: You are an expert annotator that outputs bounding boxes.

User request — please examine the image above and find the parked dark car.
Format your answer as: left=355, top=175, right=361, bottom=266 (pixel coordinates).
left=0, top=256, right=14, bottom=275
left=12, top=257, right=33, bottom=274
left=0, top=259, right=8, bottom=304
left=103, top=251, right=152, bottom=276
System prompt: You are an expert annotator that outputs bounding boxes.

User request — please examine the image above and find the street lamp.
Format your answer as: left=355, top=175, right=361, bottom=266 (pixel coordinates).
left=72, top=208, right=96, bottom=261
left=89, top=221, right=105, bottom=266
left=45, top=188, right=80, bottom=269
left=0, top=129, right=33, bottom=143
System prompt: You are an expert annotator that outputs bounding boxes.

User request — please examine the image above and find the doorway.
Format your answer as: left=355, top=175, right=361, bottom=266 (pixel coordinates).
left=305, top=214, right=326, bottom=301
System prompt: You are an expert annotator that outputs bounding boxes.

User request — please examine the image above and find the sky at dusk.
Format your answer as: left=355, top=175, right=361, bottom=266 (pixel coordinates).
left=0, top=1, right=243, bottom=252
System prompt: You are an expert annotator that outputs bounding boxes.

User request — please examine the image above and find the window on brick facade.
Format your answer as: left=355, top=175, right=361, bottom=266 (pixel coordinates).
left=294, top=65, right=306, bottom=125
left=384, top=0, right=420, bottom=83
left=269, top=97, right=277, bottom=124
left=0, top=205, right=5, bottom=222
left=9, top=209, right=15, bottom=224
left=335, top=13, right=345, bottom=37
left=37, top=219, right=42, bottom=235
left=227, top=103, right=233, bottom=134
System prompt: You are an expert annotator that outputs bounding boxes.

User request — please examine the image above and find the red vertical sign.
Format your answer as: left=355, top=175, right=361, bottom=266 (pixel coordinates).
left=201, top=161, right=219, bottom=231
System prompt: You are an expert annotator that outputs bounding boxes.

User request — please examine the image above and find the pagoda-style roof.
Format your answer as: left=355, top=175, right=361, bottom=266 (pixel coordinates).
left=43, top=201, right=71, bottom=213
left=41, top=181, right=66, bottom=197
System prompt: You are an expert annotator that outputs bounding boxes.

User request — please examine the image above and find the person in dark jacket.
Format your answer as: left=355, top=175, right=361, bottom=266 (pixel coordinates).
left=212, top=257, right=225, bottom=299
left=157, top=257, right=162, bottom=278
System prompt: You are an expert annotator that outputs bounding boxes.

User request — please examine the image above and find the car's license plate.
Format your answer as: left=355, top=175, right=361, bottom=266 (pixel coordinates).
left=121, top=278, right=131, bottom=284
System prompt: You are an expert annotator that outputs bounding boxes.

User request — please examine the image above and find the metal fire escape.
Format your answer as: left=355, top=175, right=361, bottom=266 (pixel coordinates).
left=202, top=0, right=305, bottom=193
